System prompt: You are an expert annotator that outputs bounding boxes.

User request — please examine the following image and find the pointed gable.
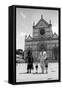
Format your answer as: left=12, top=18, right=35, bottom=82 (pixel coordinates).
left=26, top=35, right=32, bottom=40
left=53, top=33, right=58, bottom=38
left=34, top=15, right=49, bottom=28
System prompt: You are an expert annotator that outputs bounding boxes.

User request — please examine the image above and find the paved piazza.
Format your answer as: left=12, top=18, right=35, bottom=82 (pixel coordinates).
left=16, top=62, right=59, bottom=82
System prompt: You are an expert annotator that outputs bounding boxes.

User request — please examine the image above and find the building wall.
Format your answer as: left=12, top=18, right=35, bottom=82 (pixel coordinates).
left=24, top=16, right=59, bottom=62
left=24, top=39, right=59, bottom=62
left=33, top=28, right=40, bottom=38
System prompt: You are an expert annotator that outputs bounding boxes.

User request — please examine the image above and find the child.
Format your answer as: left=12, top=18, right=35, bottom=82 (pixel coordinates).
left=43, top=50, right=48, bottom=74
left=35, top=63, right=38, bottom=73
left=44, top=58, right=48, bottom=74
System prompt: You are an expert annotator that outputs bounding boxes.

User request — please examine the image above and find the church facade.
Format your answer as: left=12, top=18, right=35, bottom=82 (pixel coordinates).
left=24, top=15, right=59, bottom=62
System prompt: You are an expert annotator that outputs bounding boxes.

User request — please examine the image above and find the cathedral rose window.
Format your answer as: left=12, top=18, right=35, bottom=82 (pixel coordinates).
left=40, top=28, right=45, bottom=35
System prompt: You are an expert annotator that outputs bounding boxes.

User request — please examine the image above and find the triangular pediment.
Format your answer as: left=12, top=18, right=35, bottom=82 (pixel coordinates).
left=53, top=33, right=58, bottom=38
left=34, top=18, right=49, bottom=28
left=26, top=35, right=32, bottom=40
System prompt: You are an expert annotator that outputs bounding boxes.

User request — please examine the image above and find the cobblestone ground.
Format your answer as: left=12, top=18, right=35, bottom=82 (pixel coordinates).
left=16, top=62, right=59, bottom=82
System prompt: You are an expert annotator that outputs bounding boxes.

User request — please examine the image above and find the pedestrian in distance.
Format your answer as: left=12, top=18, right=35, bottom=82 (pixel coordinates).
left=35, top=63, right=38, bottom=73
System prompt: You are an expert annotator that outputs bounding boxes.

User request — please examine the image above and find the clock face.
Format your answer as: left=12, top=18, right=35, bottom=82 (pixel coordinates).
left=40, top=28, right=45, bottom=35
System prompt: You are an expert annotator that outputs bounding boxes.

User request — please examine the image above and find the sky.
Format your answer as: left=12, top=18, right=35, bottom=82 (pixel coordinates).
left=16, top=8, right=59, bottom=50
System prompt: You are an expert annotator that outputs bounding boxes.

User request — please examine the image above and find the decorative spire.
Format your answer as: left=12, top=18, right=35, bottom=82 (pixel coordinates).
left=33, top=21, right=35, bottom=26
left=49, top=20, right=51, bottom=24
left=41, top=14, right=43, bottom=19
left=25, top=35, right=27, bottom=39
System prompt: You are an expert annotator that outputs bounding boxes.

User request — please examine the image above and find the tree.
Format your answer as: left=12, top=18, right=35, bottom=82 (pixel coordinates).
left=16, top=49, right=23, bottom=55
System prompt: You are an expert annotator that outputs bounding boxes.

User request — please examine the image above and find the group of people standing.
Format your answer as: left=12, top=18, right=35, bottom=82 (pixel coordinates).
left=26, top=49, right=48, bottom=74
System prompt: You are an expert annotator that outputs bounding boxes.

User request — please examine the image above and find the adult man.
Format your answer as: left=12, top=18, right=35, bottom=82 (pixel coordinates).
left=39, top=49, right=45, bottom=74
left=39, top=49, right=48, bottom=74
left=43, top=51, right=48, bottom=74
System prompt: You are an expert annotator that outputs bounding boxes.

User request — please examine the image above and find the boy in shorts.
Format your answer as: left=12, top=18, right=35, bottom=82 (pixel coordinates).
left=35, top=63, right=38, bottom=73
left=44, top=58, right=48, bottom=74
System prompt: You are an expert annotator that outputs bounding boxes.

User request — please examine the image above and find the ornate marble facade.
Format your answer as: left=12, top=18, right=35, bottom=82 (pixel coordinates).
left=24, top=15, right=59, bottom=62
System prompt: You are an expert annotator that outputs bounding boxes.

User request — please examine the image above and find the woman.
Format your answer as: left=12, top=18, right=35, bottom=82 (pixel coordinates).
left=26, top=50, right=33, bottom=73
